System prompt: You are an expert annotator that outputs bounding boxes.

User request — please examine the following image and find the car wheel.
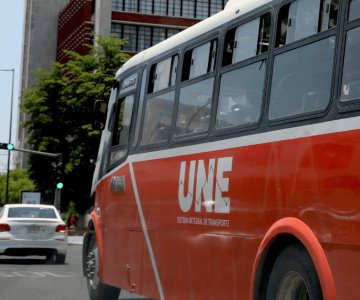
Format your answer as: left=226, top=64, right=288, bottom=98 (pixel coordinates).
left=266, top=244, right=323, bottom=300
left=55, top=253, right=66, bottom=264
left=85, top=233, right=120, bottom=300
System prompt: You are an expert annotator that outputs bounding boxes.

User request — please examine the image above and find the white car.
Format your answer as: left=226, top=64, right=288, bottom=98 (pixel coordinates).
left=0, top=204, right=67, bottom=263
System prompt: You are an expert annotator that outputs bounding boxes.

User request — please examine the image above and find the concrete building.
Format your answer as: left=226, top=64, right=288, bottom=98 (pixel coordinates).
left=16, top=0, right=69, bottom=168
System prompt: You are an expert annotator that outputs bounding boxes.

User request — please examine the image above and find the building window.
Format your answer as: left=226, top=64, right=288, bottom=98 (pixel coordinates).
left=112, top=0, right=123, bottom=12
left=113, top=0, right=228, bottom=19
left=167, top=0, right=181, bottom=17
left=139, top=0, right=153, bottom=14
left=111, top=23, right=182, bottom=52
left=138, top=26, right=152, bottom=51
left=122, top=25, right=137, bottom=52
left=124, top=0, right=138, bottom=12
left=196, top=0, right=209, bottom=19
left=182, top=0, right=195, bottom=18
left=152, top=27, right=167, bottom=45
left=154, top=0, right=168, bottom=15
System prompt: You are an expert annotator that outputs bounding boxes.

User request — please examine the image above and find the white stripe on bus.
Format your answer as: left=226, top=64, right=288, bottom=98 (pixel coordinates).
left=96, top=115, right=360, bottom=186
left=129, top=162, right=165, bottom=300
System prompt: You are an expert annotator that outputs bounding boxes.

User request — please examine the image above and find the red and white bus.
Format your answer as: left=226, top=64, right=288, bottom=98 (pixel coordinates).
left=83, top=0, right=360, bottom=299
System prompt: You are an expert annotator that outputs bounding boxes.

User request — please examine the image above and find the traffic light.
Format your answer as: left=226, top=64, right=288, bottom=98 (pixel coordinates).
left=56, top=182, right=64, bottom=189
left=0, top=143, right=14, bottom=150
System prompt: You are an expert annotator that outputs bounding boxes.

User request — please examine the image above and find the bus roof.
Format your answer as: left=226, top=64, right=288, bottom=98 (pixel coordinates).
left=115, top=0, right=272, bottom=78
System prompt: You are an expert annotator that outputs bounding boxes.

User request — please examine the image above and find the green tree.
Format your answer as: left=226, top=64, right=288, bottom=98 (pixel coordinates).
left=21, top=35, right=129, bottom=213
left=0, top=169, right=37, bottom=205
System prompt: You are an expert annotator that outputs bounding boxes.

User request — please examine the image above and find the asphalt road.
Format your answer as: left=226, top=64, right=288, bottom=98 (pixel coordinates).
left=0, top=244, right=151, bottom=300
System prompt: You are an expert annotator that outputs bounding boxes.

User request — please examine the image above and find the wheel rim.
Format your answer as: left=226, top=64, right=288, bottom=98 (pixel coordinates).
left=86, top=246, right=99, bottom=290
left=276, top=271, right=310, bottom=300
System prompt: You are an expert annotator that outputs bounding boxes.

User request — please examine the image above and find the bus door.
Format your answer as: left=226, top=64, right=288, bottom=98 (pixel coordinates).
left=101, top=74, right=144, bottom=291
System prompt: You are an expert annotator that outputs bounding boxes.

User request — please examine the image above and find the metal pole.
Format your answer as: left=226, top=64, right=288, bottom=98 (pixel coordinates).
left=0, top=69, right=15, bottom=205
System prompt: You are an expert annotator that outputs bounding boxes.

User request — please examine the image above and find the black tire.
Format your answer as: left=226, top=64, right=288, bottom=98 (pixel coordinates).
left=266, top=244, right=323, bottom=300
left=55, top=253, right=66, bottom=264
left=85, top=233, right=120, bottom=300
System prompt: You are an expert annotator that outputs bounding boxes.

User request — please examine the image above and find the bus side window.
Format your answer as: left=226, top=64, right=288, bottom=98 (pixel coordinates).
left=141, top=92, right=175, bottom=145
left=216, top=61, right=265, bottom=129
left=276, top=0, right=337, bottom=47
left=182, top=39, right=217, bottom=81
left=109, top=95, right=134, bottom=166
left=175, top=78, right=214, bottom=136
left=349, top=0, right=360, bottom=21
left=340, top=27, right=360, bottom=102
left=112, top=95, right=134, bottom=147
left=222, top=13, right=270, bottom=67
left=269, top=37, right=335, bottom=120
left=148, top=54, right=179, bottom=94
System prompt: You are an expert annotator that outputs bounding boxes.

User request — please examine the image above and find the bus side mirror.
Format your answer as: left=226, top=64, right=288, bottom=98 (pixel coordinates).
left=92, top=100, right=108, bottom=131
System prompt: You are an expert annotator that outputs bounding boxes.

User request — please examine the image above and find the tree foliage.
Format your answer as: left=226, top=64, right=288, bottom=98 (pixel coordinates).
left=0, top=168, right=37, bottom=205
left=21, top=35, right=129, bottom=213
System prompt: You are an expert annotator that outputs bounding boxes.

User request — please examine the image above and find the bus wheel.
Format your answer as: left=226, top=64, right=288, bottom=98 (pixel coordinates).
left=85, top=233, right=120, bottom=300
left=266, top=244, right=323, bottom=300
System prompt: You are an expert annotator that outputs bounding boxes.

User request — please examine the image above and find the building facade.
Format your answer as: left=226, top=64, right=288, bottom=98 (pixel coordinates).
left=16, top=0, right=69, bottom=168
left=57, top=0, right=229, bottom=60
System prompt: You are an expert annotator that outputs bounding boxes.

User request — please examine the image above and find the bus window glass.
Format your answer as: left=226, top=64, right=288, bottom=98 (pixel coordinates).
left=233, top=18, right=260, bottom=63
left=148, top=55, right=178, bottom=93
left=182, top=39, right=217, bottom=81
left=112, top=95, right=134, bottom=146
left=277, top=0, right=326, bottom=46
left=269, top=37, right=335, bottom=120
left=109, top=95, right=134, bottom=165
left=223, top=13, right=270, bottom=66
left=141, top=91, right=175, bottom=145
left=287, top=0, right=321, bottom=43
left=341, top=27, right=360, bottom=102
left=349, top=0, right=360, bottom=21
left=216, top=61, right=265, bottom=129
left=175, top=78, right=214, bottom=136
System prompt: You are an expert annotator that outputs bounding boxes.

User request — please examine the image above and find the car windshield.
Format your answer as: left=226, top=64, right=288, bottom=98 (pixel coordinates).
left=8, top=207, right=57, bottom=219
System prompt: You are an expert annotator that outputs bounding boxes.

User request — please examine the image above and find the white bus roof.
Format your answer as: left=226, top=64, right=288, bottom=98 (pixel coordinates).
left=116, top=0, right=272, bottom=78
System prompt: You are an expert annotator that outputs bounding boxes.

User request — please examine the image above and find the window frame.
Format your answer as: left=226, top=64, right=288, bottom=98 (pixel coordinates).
left=173, top=33, right=221, bottom=142
left=138, top=51, right=180, bottom=150
left=337, top=1, right=360, bottom=112
left=267, top=0, right=338, bottom=125
left=107, top=71, right=140, bottom=171
left=214, top=11, right=272, bottom=136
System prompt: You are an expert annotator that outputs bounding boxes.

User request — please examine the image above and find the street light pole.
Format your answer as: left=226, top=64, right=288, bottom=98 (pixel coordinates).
left=0, top=69, right=15, bottom=204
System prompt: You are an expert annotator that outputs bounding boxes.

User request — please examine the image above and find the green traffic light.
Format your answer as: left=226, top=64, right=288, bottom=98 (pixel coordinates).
left=56, top=182, right=64, bottom=189
left=7, top=143, right=14, bottom=150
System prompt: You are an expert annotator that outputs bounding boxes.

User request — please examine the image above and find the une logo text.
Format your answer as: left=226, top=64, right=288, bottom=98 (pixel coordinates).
left=178, top=157, right=232, bottom=214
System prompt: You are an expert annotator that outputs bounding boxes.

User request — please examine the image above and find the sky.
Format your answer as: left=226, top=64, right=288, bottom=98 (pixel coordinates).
left=0, top=0, right=25, bottom=172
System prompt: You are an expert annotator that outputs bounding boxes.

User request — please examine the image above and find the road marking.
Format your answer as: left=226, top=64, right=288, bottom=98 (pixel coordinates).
left=0, top=271, right=82, bottom=278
